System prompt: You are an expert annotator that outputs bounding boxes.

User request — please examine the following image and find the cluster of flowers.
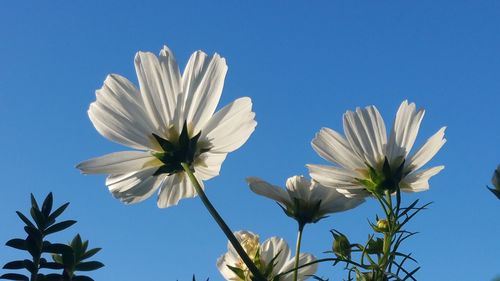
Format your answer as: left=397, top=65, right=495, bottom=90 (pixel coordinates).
left=77, top=45, right=445, bottom=280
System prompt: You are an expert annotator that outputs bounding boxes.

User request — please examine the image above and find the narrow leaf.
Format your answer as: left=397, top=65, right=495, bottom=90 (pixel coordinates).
left=75, top=261, right=104, bottom=271
left=41, top=193, right=53, bottom=217
left=15, top=212, right=35, bottom=228
left=5, top=239, right=26, bottom=251
left=0, top=273, right=29, bottom=281
left=44, top=220, right=76, bottom=235
left=48, top=203, right=69, bottom=222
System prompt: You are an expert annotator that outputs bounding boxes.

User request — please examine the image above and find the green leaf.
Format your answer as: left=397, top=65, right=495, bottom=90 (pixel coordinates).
left=24, top=226, right=42, bottom=241
left=42, top=243, right=72, bottom=255
left=5, top=239, right=26, bottom=251
left=39, top=259, right=64, bottom=270
left=80, top=248, right=101, bottom=261
left=42, top=274, right=62, bottom=281
left=44, top=220, right=76, bottom=235
left=48, top=202, right=70, bottom=222
left=41, top=193, right=53, bottom=217
left=0, top=273, right=29, bottom=281
left=75, top=261, right=104, bottom=271
left=15, top=212, right=35, bottom=228
left=30, top=194, right=40, bottom=210
left=72, top=276, right=94, bottom=281
left=2, top=260, right=25, bottom=270
left=30, top=207, right=45, bottom=230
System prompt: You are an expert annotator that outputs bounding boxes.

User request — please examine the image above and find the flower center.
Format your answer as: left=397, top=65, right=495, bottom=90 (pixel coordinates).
left=151, top=121, right=209, bottom=176
left=356, top=157, right=405, bottom=195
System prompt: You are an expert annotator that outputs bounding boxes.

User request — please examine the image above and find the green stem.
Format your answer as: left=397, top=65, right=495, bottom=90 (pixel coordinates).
left=293, top=223, right=305, bottom=281
left=181, top=163, right=266, bottom=281
left=379, top=190, right=394, bottom=275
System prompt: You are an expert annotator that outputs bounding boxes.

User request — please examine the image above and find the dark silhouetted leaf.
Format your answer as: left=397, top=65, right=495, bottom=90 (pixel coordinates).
left=0, top=273, right=28, bottom=281
left=15, top=212, right=35, bottom=228
left=41, top=193, right=53, bottom=217
left=42, top=274, right=62, bottom=281
left=80, top=248, right=101, bottom=261
left=75, top=261, right=104, bottom=271
left=47, top=203, right=69, bottom=222
left=5, top=239, right=26, bottom=251
left=73, top=276, right=94, bottom=281
left=42, top=243, right=72, bottom=255
left=44, top=220, right=76, bottom=235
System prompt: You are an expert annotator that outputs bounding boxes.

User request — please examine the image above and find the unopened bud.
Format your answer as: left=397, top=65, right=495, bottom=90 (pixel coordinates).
left=376, top=219, right=389, bottom=233
left=333, top=234, right=351, bottom=260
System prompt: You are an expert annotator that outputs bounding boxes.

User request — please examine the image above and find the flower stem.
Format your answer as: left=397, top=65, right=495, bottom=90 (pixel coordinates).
left=293, top=223, right=305, bottom=281
left=181, top=163, right=266, bottom=281
left=379, top=190, right=394, bottom=275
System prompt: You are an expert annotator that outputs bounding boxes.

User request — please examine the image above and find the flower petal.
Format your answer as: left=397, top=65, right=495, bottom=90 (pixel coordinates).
left=260, top=237, right=291, bottom=276
left=156, top=173, right=202, bottom=208
left=194, top=152, right=227, bottom=180
left=405, top=127, right=446, bottom=172
left=181, top=52, right=228, bottom=133
left=201, top=97, right=257, bottom=153
left=89, top=75, right=158, bottom=150
left=307, top=164, right=361, bottom=189
left=311, top=127, right=365, bottom=171
left=279, top=253, right=317, bottom=281
left=401, top=166, right=444, bottom=192
left=386, top=100, right=425, bottom=164
left=285, top=176, right=314, bottom=203
left=105, top=167, right=162, bottom=204
left=343, top=106, right=387, bottom=167
left=134, top=50, right=180, bottom=132
left=77, top=151, right=160, bottom=175
left=247, top=177, right=291, bottom=207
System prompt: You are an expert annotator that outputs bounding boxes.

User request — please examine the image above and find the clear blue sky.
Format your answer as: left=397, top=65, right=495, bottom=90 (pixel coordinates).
left=1, top=1, right=499, bottom=280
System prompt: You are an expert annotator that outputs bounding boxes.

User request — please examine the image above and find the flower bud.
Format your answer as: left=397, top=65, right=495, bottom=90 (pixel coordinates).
left=332, top=233, right=351, bottom=260
left=376, top=219, right=389, bottom=233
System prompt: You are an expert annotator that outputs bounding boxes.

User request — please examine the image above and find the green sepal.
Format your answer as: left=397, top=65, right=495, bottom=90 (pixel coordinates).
left=227, top=265, right=246, bottom=280
left=365, top=237, right=384, bottom=254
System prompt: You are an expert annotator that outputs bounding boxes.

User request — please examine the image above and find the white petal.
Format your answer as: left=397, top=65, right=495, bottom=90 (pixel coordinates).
left=181, top=52, right=228, bottom=133
left=343, top=106, right=387, bottom=167
left=201, top=97, right=257, bottom=153
left=246, top=177, right=291, bottom=207
left=401, top=166, right=444, bottom=192
left=405, top=127, right=446, bottom=172
left=387, top=100, right=425, bottom=164
left=260, top=237, right=291, bottom=276
left=106, top=167, right=162, bottom=204
left=134, top=51, right=179, bottom=132
left=77, top=151, right=160, bottom=174
left=216, top=253, right=240, bottom=281
left=156, top=173, right=202, bottom=208
left=194, top=152, right=227, bottom=180
left=279, top=253, right=317, bottom=281
left=318, top=185, right=365, bottom=214
left=286, top=176, right=314, bottom=203
left=312, top=128, right=365, bottom=170
left=89, top=75, right=158, bottom=150
left=307, top=164, right=361, bottom=189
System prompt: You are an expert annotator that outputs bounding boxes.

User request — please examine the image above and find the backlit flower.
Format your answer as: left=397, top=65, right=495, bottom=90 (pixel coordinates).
left=247, top=176, right=364, bottom=225
left=77, top=45, right=256, bottom=208
left=308, top=100, right=445, bottom=197
left=217, top=231, right=317, bottom=281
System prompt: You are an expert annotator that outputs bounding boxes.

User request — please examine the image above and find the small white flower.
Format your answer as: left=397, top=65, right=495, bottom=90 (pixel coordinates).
left=217, top=231, right=317, bottom=281
left=308, top=100, right=446, bottom=196
left=247, top=176, right=364, bottom=225
left=77, top=45, right=256, bottom=208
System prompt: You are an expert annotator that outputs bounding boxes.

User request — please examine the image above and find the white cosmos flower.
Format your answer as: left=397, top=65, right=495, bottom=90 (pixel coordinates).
left=247, top=176, right=364, bottom=225
left=308, top=100, right=446, bottom=196
left=217, top=231, right=317, bottom=281
left=77, top=45, right=256, bottom=208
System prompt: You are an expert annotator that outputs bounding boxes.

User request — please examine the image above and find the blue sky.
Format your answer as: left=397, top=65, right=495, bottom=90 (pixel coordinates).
left=1, top=1, right=499, bottom=280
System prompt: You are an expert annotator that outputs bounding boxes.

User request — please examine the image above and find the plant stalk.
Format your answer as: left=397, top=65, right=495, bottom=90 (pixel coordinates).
left=181, top=163, right=266, bottom=281
left=293, top=223, right=305, bottom=281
